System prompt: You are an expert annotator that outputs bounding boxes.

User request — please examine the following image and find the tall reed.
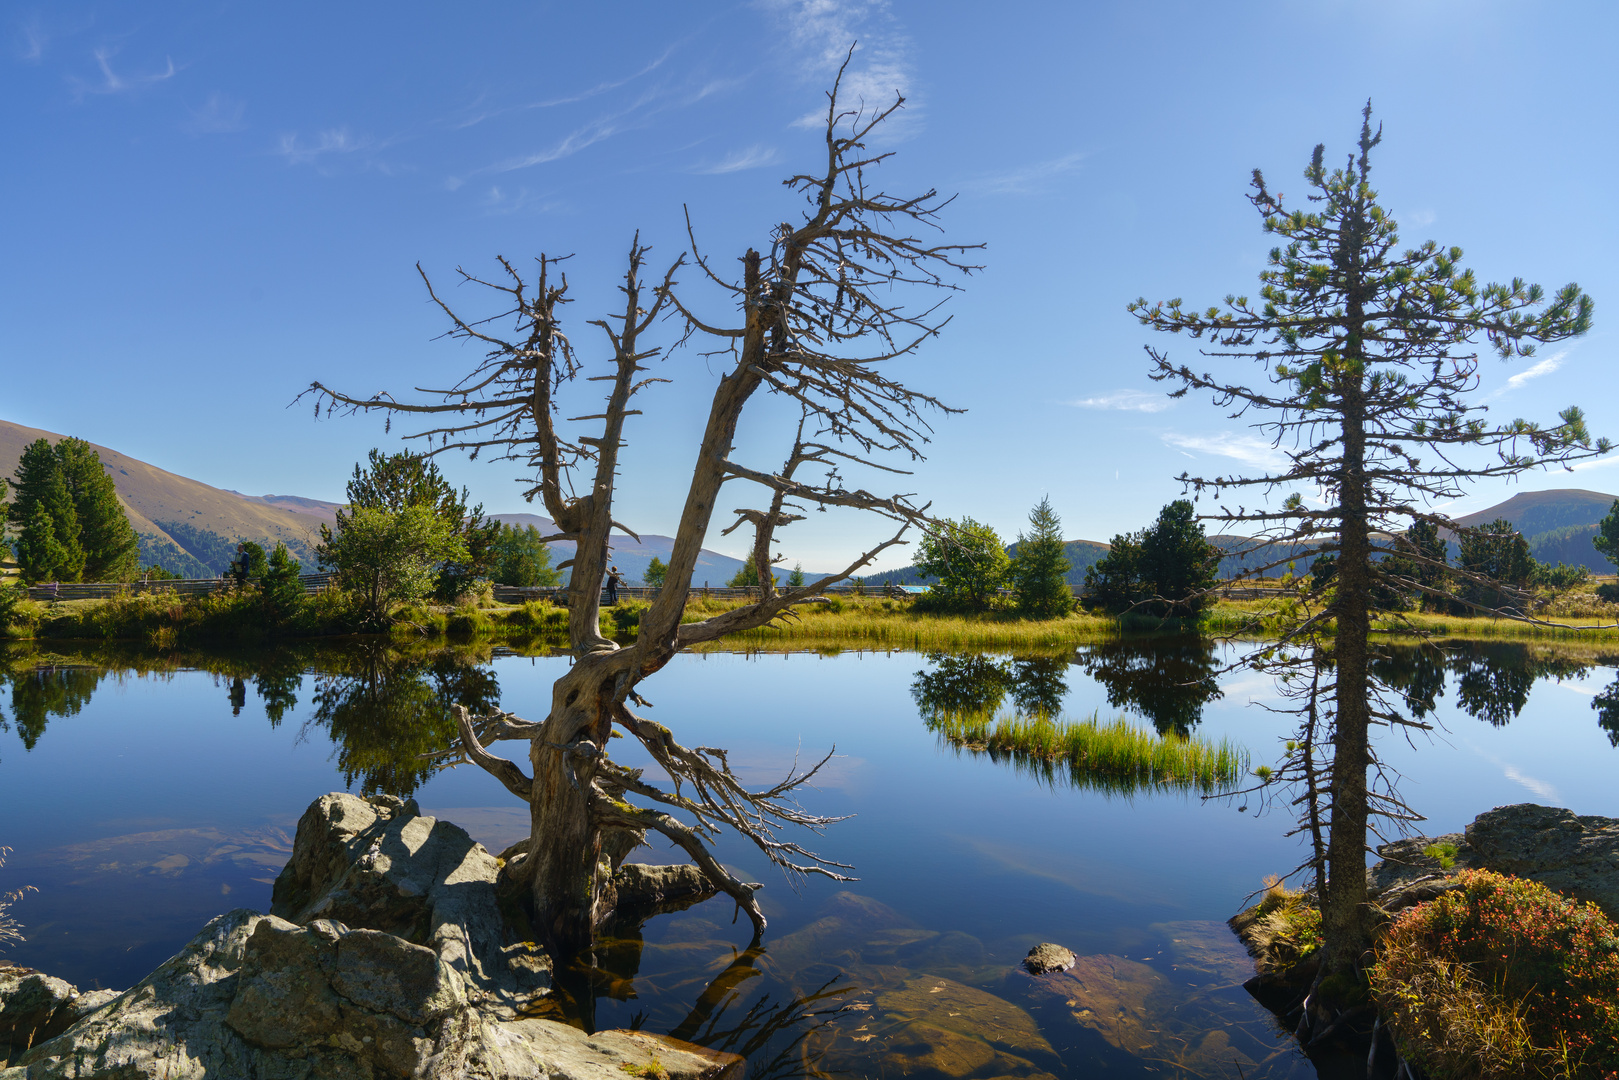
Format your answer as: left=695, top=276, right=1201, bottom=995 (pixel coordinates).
left=926, top=707, right=1248, bottom=795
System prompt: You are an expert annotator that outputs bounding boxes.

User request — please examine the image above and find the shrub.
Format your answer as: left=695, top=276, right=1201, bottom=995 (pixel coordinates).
left=1369, top=869, right=1619, bottom=1078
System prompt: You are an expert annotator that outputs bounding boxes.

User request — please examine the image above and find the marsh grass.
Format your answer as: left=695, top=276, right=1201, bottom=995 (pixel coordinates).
left=926, top=706, right=1248, bottom=794
left=703, top=597, right=1123, bottom=649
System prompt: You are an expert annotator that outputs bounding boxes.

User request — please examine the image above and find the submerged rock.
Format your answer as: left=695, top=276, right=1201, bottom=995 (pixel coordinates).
left=2, top=793, right=744, bottom=1080
left=1021, top=943, right=1074, bottom=975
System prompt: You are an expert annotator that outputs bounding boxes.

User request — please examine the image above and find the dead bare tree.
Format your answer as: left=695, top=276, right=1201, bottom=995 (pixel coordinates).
left=302, top=57, right=980, bottom=960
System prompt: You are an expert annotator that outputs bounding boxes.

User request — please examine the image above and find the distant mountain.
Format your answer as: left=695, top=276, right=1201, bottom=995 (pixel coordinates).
left=490, top=513, right=805, bottom=587
left=2, top=418, right=324, bottom=576
left=1453, top=488, right=1617, bottom=573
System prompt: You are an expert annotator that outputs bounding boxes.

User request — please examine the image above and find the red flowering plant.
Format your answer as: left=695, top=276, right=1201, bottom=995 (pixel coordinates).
left=1369, top=869, right=1619, bottom=1079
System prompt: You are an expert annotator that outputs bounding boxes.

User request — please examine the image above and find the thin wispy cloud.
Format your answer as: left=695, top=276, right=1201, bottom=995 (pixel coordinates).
left=481, top=185, right=555, bottom=215
left=693, top=144, right=781, bottom=174
left=764, top=0, right=917, bottom=136
left=1067, top=389, right=1170, bottom=414
left=73, top=46, right=176, bottom=97
left=1489, top=349, right=1566, bottom=400
left=966, top=151, right=1086, bottom=196
left=1401, top=208, right=1436, bottom=229
left=17, top=18, right=46, bottom=61
left=183, top=91, right=246, bottom=135
left=1162, top=431, right=1288, bottom=471
left=452, top=43, right=682, bottom=130
left=277, top=127, right=376, bottom=166
left=449, top=76, right=740, bottom=189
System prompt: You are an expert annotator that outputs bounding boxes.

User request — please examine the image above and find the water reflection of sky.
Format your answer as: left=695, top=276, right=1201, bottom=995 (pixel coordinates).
left=1, top=643, right=1616, bottom=1077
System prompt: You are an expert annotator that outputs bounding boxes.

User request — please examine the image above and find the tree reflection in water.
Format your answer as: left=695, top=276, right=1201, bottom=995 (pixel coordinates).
left=304, top=643, right=502, bottom=796
left=1074, top=636, right=1223, bottom=737
left=1, top=664, right=106, bottom=754
left=910, top=653, right=1069, bottom=720
left=1373, top=642, right=1604, bottom=728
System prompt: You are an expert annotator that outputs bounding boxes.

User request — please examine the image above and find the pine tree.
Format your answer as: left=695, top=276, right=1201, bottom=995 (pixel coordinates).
left=1008, top=496, right=1072, bottom=618
left=1130, top=104, right=1607, bottom=995
left=15, top=472, right=84, bottom=583
left=1595, top=499, right=1619, bottom=570
left=330, top=449, right=499, bottom=597
left=8, top=437, right=140, bottom=583
left=55, top=438, right=139, bottom=582
left=728, top=559, right=761, bottom=588
left=787, top=563, right=805, bottom=588
left=1457, top=518, right=1535, bottom=612
left=262, top=542, right=306, bottom=622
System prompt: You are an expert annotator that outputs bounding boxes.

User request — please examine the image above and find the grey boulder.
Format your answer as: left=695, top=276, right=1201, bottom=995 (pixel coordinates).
left=1368, top=803, right=1619, bottom=920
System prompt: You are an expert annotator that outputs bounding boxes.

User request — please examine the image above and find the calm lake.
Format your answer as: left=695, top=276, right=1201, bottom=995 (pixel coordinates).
left=3, top=637, right=1617, bottom=1078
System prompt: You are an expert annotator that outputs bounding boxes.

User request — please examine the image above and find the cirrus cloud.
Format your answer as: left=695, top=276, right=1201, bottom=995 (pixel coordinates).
left=1067, top=389, right=1171, bottom=413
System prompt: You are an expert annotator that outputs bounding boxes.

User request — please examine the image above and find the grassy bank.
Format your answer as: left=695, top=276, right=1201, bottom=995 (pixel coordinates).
left=5, top=586, right=1617, bottom=648
left=926, top=707, right=1249, bottom=794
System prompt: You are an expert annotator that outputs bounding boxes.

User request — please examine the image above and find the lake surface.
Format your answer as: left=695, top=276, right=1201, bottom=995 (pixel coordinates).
left=2, top=637, right=1617, bottom=1078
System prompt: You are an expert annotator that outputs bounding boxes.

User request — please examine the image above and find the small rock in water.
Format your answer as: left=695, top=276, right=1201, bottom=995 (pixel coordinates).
left=1022, top=943, right=1075, bottom=975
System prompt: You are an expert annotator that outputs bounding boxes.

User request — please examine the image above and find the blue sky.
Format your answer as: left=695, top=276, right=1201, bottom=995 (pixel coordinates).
left=6, top=1, right=1617, bottom=571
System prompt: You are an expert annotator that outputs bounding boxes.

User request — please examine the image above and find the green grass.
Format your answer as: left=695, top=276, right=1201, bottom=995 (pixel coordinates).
left=925, top=706, right=1249, bottom=794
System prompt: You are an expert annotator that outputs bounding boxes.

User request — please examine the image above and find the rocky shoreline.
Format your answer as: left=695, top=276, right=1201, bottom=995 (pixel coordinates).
left=1, top=793, right=733, bottom=1079
left=1231, top=802, right=1619, bottom=1071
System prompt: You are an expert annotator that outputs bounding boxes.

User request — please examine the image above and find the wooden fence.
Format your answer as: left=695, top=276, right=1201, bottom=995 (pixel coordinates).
left=25, top=573, right=338, bottom=602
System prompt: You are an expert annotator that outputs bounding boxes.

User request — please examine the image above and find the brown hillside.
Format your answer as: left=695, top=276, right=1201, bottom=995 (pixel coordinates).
left=1452, top=488, right=1617, bottom=536
left=1, top=418, right=325, bottom=569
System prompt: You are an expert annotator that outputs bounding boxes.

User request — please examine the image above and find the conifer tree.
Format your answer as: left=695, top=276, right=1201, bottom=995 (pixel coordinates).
left=55, top=438, right=139, bottom=582
left=8, top=437, right=139, bottom=582
left=1008, top=496, right=1072, bottom=617
left=15, top=471, right=84, bottom=583
left=1595, top=499, right=1619, bottom=570
left=331, top=449, right=499, bottom=596
left=1129, top=104, right=1608, bottom=1003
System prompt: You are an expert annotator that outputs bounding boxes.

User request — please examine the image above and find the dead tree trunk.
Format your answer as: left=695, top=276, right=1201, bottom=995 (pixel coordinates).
left=308, top=53, right=981, bottom=961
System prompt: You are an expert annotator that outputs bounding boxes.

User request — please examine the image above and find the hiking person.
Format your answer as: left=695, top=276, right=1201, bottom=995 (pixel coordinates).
left=605, top=566, right=622, bottom=605
left=232, top=544, right=251, bottom=586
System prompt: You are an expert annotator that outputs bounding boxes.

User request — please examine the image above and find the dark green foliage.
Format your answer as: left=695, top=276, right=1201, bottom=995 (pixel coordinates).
left=240, top=542, right=269, bottom=580
left=55, top=438, right=139, bottom=582
left=150, top=520, right=240, bottom=575
left=1531, top=561, right=1589, bottom=589
left=1007, top=496, right=1073, bottom=618
left=643, top=556, right=668, bottom=588
left=333, top=449, right=498, bottom=598
left=913, top=517, right=1009, bottom=612
left=318, top=504, right=470, bottom=627
left=1596, top=499, right=1619, bottom=570
left=491, top=524, right=560, bottom=587
left=16, top=471, right=85, bottom=584
left=1595, top=677, right=1619, bottom=748
left=262, top=542, right=306, bottom=622
left=727, top=560, right=761, bottom=588
left=787, top=563, right=805, bottom=588
left=1457, top=518, right=1536, bottom=612
left=1084, top=501, right=1219, bottom=618
left=911, top=653, right=1069, bottom=720
left=309, top=646, right=501, bottom=795
left=1076, top=636, right=1223, bottom=736
left=8, top=438, right=139, bottom=583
